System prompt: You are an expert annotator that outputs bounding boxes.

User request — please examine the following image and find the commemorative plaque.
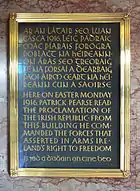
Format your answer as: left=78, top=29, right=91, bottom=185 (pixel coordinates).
left=9, top=13, right=130, bottom=177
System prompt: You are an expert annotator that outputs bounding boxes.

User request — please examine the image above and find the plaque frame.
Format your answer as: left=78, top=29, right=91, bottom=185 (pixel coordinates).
left=9, top=13, right=130, bottom=178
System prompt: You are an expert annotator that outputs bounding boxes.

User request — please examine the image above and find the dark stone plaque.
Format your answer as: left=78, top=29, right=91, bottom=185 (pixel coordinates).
left=18, top=23, right=120, bottom=168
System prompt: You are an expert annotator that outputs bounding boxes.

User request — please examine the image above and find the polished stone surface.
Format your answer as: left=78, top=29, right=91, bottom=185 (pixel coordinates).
left=0, top=0, right=139, bottom=190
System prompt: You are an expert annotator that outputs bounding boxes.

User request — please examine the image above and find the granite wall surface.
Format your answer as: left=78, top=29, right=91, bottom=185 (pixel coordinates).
left=0, top=0, right=139, bottom=190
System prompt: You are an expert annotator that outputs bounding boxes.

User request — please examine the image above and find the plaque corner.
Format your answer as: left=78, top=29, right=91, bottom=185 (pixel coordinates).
left=10, top=169, right=18, bottom=177
left=9, top=13, right=17, bottom=20
left=123, top=170, right=130, bottom=178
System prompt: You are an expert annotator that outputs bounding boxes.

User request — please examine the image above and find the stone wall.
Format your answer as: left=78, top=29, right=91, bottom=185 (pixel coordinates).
left=0, top=0, right=139, bottom=190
